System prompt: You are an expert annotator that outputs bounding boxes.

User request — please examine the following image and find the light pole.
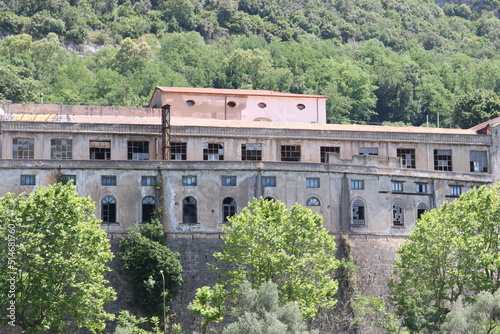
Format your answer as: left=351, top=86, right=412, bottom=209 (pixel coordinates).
left=160, top=270, right=166, bottom=334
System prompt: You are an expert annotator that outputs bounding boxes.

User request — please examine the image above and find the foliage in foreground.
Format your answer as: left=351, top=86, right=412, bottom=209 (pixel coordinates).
left=188, top=284, right=227, bottom=334
left=223, top=281, right=318, bottom=334
left=441, top=289, right=500, bottom=334
left=0, top=183, right=116, bottom=332
left=390, top=185, right=500, bottom=332
left=213, top=198, right=339, bottom=321
left=119, top=219, right=183, bottom=316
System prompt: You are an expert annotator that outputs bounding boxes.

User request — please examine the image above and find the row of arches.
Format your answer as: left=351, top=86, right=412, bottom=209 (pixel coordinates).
left=101, top=196, right=237, bottom=225
left=352, top=199, right=428, bottom=227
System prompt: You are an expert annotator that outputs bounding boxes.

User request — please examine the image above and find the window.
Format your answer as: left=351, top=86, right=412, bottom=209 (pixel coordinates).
left=141, top=176, right=157, bottom=186
left=60, top=174, right=76, bottom=185
left=258, top=102, right=267, bottom=108
left=203, top=143, right=224, bottom=161
left=183, top=196, right=197, bottom=224
left=186, top=100, right=195, bottom=106
left=470, top=151, right=488, bottom=172
left=227, top=101, right=236, bottom=107
left=352, top=199, right=365, bottom=225
left=450, top=185, right=462, bottom=197
left=416, top=183, right=427, bottom=193
left=51, top=139, right=72, bottom=159
left=128, top=141, right=149, bottom=160
left=101, top=176, right=117, bottom=186
left=306, top=178, right=320, bottom=188
left=434, top=149, right=452, bottom=171
left=397, top=148, right=415, bottom=169
left=222, top=176, right=236, bottom=186
left=171, top=142, right=187, bottom=160
left=297, top=103, right=305, bottom=110
left=281, top=145, right=301, bottom=162
left=101, top=196, right=117, bottom=223
left=393, top=201, right=404, bottom=226
left=89, top=140, right=111, bottom=160
left=262, top=176, right=276, bottom=187
left=306, top=197, right=320, bottom=206
left=223, top=197, right=236, bottom=223
left=241, top=144, right=262, bottom=161
left=20, top=175, right=35, bottom=185
left=417, top=203, right=428, bottom=221
left=359, top=147, right=378, bottom=156
left=392, top=181, right=403, bottom=192
left=13, top=138, right=34, bottom=159
left=182, top=176, right=197, bottom=186
left=351, top=180, right=364, bottom=190
left=320, top=146, right=340, bottom=163
left=142, top=196, right=156, bottom=222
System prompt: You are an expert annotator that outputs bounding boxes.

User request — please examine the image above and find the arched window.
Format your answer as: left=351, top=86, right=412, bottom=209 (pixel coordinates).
left=183, top=196, right=197, bottom=224
left=222, top=197, right=236, bottom=223
left=142, top=196, right=156, bottom=222
left=417, top=203, right=428, bottom=221
left=352, top=199, right=365, bottom=225
left=393, top=201, right=404, bottom=226
left=306, top=197, right=320, bottom=206
left=102, top=196, right=116, bottom=223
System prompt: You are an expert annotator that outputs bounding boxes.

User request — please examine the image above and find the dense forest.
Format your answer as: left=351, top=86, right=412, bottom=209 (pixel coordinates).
left=1, top=0, right=500, bottom=127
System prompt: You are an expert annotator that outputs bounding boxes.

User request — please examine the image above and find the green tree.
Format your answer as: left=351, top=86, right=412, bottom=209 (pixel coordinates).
left=213, top=198, right=339, bottom=321
left=441, top=289, right=500, bottom=334
left=452, top=89, right=500, bottom=129
left=223, top=281, right=318, bottom=334
left=390, top=185, right=500, bottom=333
left=0, top=183, right=116, bottom=333
left=188, top=284, right=227, bottom=334
left=119, top=219, right=183, bottom=316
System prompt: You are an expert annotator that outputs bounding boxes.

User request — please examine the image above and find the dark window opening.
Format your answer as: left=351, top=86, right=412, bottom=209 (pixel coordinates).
left=20, top=175, right=35, bottom=185
left=171, top=142, right=187, bottom=160
left=102, top=196, right=117, bottom=223
left=128, top=141, right=149, bottom=160
left=281, top=145, right=301, bottom=161
left=51, top=139, right=72, bottom=159
left=397, top=148, right=415, bottom=169
left=102, top=176, right=116, bottom=186
left=306, top=197, right=320, bottom=206
left=320, top=146, right=340, bottom=163
left=223, top=197, right=236, bottom=223
left=393, top=201, right=404, bottom=226
left=352, top=199, right=365, bottom=225
left=470, top=150, right=488, bottom=172
left=183, top=196, right=198, bottom=224
left=242, top=144, right=262, bottom=161
left=142, top=196, right=156, bottom=222
left=359, top=147, right=378, bottom=156
left=434, top=149, right=452, bottom=171
left=90, top=140, right=111, bottom=160
left=417, top=203, right=428, bottom=221
left=203, top=143, right=224, bottom=161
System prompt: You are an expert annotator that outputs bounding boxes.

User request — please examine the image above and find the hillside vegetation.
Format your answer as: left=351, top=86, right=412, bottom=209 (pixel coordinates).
left=1, top=0, right=500, bottom=126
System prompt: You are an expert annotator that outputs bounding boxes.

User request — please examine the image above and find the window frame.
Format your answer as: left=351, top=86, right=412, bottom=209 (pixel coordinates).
left=397, top=148, right=416, bottom=169
left=351, top=180, right=364, bottom=190
left=171, top=142, right=187, bottom=161
left=20, top=175, right=35, bottom=185
left=127, top=141, right=149, bottom=160
left=13, top=138, right=34, bottom=159
left=352, top=199, right=365, bottom=225
left=101, top=176, right=117, bottom=186
left=391, top=181, right=404, bottom=192
left=262, top=176, right=276, bottom=187
left=182, top=176, right=197, bottom=186
left=101, top=196, right=117, bottom=224
left=359, top=147, right=378, bottom=156
left=392, top=201, right=404, bottom=227
left=142, top=196, right=156, bottom=222
left=89, top=140, right=111, bottom=160
left=320, top=146, right=340, bottom=163
left=306, top=197, right=321, bottom=206
left=182, top=196, right=198, bottom=224
left=222, top=197, right=237, bottom=223
left=434, top=149, right=452, bottom=171
left=241, top=144, right=262, bottom=161
left=141, top=176, right=157, bottom=186
left=221, top=176, right=237, bottom=186
left=203, top=143, right=224, bottom=161
left=470, top=150, right=488, bottom=173
left=306, top=178, right=320, bottom=188
left=450, top=185, right=462, bottom=197
left=51, top=139, right=73, bottom=160
left=281, top=145, right=301, bottom=162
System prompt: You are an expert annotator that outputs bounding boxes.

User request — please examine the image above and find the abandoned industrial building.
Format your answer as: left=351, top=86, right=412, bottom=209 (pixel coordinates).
left=0, top=86, right=496, bottom=237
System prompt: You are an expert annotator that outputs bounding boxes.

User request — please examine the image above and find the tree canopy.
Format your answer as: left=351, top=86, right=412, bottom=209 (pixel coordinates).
left=390, top=185, right=500, bottom=333
left=1, top=1, right=500, bottom=127
left=213, top=198, right=339, bottom=321
left=0, top=183, right=116, bottom=333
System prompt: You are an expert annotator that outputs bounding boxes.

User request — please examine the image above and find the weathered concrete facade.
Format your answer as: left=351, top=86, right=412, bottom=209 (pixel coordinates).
left=1, top=87, right=500, bottom=332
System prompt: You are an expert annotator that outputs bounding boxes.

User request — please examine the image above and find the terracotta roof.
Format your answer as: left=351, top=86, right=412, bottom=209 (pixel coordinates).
left=469, top=116, right=500, bottom=132
left=153, top=87, right=329, bottom=99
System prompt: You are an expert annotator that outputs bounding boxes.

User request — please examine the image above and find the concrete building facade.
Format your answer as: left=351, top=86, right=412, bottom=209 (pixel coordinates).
left=1, top=87, right=499, bottom=330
